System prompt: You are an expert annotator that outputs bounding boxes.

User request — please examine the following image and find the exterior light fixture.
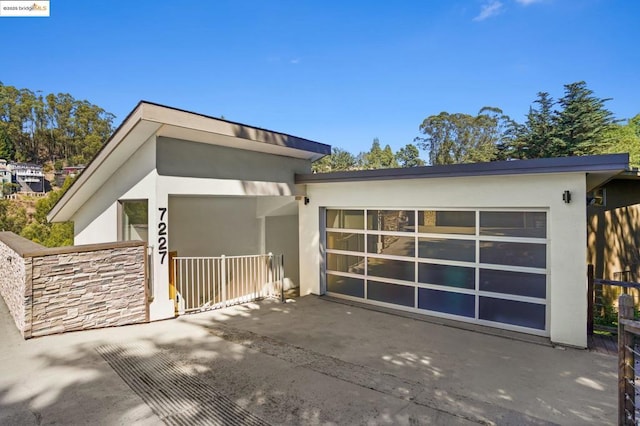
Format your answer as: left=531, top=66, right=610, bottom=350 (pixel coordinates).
left=562, top=190, right=571, bottom=204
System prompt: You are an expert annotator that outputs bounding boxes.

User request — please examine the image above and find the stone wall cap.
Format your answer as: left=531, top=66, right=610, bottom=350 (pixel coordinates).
left=0, top=234, right=147, bottom=258
left=23, top=239, right=146, bottom=258
left=0, top=231, right=45, bottom=256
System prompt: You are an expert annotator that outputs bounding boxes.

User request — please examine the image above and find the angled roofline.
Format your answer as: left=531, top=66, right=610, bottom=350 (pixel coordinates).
left=138, top=100, right=331, bottom=155
left=295, top=154, right=630, bottom=184
left=48, top=101, right=331, bottom=222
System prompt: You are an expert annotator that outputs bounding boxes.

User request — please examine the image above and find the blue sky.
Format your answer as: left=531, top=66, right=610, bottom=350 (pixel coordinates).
left=1, top=0, right=638, bottom=155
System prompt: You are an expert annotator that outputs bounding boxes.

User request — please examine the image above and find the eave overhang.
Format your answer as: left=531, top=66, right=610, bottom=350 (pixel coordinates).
left=48, top=101, right=330, bottom=222
left=296, top=154, right=630, bottom=190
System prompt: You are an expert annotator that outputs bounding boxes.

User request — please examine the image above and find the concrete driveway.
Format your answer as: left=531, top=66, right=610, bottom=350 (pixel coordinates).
left=0, top=295, right=616, bottom=425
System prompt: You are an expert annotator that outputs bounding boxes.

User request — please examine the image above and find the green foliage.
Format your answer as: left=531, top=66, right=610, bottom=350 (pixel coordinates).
left=359, top=138, right=398, bottom=169
left=510, top=92, right=557, bottom=159
left=395, top=144, right=425, bottom=167
left=416, top=81, right=622, bottom=164
left=0, top=199, right=27, bottom=233
left=0, top=126, right=15, bottom=160
left=21, top=221, right=73, bottom=247
left=5, top=176, right=76, bottom=247
left=312, top=147, right=357, bottom=172
left=415, top=107, right=513, bottom=165
left=0, top=83, right=115, bottom=164
left=600, top=114, right=640, bottom=167
left=554, top=81, right=615, bottom=156
left=509, top=82, right=615, bottom=159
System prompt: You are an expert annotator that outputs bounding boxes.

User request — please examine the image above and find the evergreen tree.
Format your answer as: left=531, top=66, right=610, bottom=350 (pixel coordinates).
left=512, top=92, right=557, bottom=159
left=395, top=144, right=425, bottom=167
left=554, top=81, right=615, bottom=156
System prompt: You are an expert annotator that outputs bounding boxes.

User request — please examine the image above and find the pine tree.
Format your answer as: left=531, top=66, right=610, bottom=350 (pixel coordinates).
left=512, top=92, right=557, bottom=158
left=554, top=81, right=615, bottom=156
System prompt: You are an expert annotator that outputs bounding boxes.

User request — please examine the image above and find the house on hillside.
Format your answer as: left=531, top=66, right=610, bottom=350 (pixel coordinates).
left=0, top=160, right=11, bottom=196
left=55, top=165, right=85, bottom=187
left=10, top=162, right=46, bottom=194
left=46, top=101, right=636, bottom=349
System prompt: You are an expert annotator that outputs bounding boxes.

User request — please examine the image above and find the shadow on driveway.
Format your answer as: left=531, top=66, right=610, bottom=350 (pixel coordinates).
left=0, top=295, right=616, bottom=425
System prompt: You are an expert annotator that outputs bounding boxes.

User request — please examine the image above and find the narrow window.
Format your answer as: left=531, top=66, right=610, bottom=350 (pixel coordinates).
left=120, top=200, right=149, bottom=242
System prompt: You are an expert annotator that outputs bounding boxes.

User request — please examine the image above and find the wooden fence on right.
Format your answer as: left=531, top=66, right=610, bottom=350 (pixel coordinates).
left=618, top=294, right=640, bottom=425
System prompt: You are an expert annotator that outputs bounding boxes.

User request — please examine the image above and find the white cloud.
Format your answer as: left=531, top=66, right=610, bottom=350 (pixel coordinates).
left=473, top=1, right=504, bottom=21
left=515, top=0, right=543, bottom=5
left=290, top=58, right=300, bottom=65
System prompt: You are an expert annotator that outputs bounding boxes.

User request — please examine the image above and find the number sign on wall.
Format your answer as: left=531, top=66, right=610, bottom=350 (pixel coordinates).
left=158, top=207, right=168, bottom=264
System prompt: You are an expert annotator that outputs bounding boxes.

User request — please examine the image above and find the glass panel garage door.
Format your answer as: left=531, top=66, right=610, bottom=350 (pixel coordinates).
left=324, top=209, right=548, bottom=335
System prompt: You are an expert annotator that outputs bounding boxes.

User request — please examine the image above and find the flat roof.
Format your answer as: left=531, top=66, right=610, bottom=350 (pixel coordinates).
left=296, top=154, right=630, bottom=184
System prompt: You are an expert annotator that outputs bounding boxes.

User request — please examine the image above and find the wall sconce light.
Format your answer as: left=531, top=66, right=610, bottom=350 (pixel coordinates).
left=562, top=190, right=571, bottom=204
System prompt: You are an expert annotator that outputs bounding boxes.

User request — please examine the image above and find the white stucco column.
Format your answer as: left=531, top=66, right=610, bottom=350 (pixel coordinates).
left=148, top=183, right=174, bottom=321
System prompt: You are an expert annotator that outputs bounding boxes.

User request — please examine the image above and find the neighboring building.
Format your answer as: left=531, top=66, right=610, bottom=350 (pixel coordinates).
left=55, top=165, right=85, bottom=187
left=588, top=174, right=640, bottom=282
left=10, top=162, right=45, bottom=193
left=0, top=159, right=12, bottom=196
left=47, top=101, right=633, bottom=348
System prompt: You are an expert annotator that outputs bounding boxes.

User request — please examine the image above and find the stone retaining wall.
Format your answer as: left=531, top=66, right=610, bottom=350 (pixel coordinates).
left=0, top=232, right=148, bottom=339
left=0, top=236, right=34, bottom=333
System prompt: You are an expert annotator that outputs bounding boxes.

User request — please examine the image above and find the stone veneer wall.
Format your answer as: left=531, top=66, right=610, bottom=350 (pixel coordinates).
left=0, top=235, right=35, bottom=333
left=0, top=232, right=148, bottom=339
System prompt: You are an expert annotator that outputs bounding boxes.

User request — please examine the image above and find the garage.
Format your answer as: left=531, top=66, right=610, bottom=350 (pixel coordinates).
left=324, top=208, right=548, bottom=335
left=297, top=154, right=629, bottom=347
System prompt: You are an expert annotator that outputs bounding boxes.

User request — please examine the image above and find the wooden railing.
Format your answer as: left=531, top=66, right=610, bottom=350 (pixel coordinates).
left=618, top=294, right=640, bottom=424
left=588, top=264, right=640, bottom=335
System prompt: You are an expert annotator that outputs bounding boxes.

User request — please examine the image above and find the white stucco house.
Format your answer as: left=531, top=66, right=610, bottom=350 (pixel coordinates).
left=48, top=101, right=631, bottom=348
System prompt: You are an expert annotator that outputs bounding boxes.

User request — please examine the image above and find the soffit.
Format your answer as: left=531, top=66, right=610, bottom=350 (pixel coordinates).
left=48, top=102, right=329, bottom=222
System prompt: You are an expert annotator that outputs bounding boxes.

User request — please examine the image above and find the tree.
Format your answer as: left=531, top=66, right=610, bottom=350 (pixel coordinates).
left=415, top=107, right=512, bottom=165
left=600, top=114, right=640, bottom=167
left=0, top=199, right=27, bottom=233
left=359, top=138, right=398, bottom=169
left=0, top=127, right=15, bottom=160
left=312, top=147, right=357, bottom=172
left=510, top=92, right=558, bottom=159
left=395, top=144, right=425, bottom=167
left=19, top=176, right=74, bottom=247
left=554, top=81, right=615, bottom=156
left=0, top=83, right=115, bottom=164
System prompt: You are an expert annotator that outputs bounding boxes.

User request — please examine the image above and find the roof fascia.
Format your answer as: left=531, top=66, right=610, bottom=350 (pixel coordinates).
left=47, top=103, right=147, bottom=222
left=295, top=154, right=630, bottom=184
left=142, top=102, right=330, bottom=158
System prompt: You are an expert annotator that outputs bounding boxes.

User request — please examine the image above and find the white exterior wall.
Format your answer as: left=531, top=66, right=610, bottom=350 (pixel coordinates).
left=168, top=197, right=262, bottom=257
left=73, top=136, right=157, bottom=245
left=71, top=136, right=176, bottom=321
left=298, top=173, right=588, bottom=347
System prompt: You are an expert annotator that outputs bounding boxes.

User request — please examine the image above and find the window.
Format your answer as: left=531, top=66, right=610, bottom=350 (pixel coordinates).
left=120, top=200, right=148, bottom=242
left=323, top=209, right=548, bottom=334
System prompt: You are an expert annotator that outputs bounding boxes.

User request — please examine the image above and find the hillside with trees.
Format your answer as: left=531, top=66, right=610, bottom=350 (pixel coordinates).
left=0, top=82, right=114, bottom=247
left=0, top=83, right=114, bottom=165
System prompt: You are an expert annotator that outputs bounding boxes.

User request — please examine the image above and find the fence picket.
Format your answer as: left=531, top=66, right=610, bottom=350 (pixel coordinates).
left=173, top=254, right=283, bottom=313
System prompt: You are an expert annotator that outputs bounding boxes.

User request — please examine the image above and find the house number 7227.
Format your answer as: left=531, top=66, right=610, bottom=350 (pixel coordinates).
left=158, top=207, right=168, bottom=264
